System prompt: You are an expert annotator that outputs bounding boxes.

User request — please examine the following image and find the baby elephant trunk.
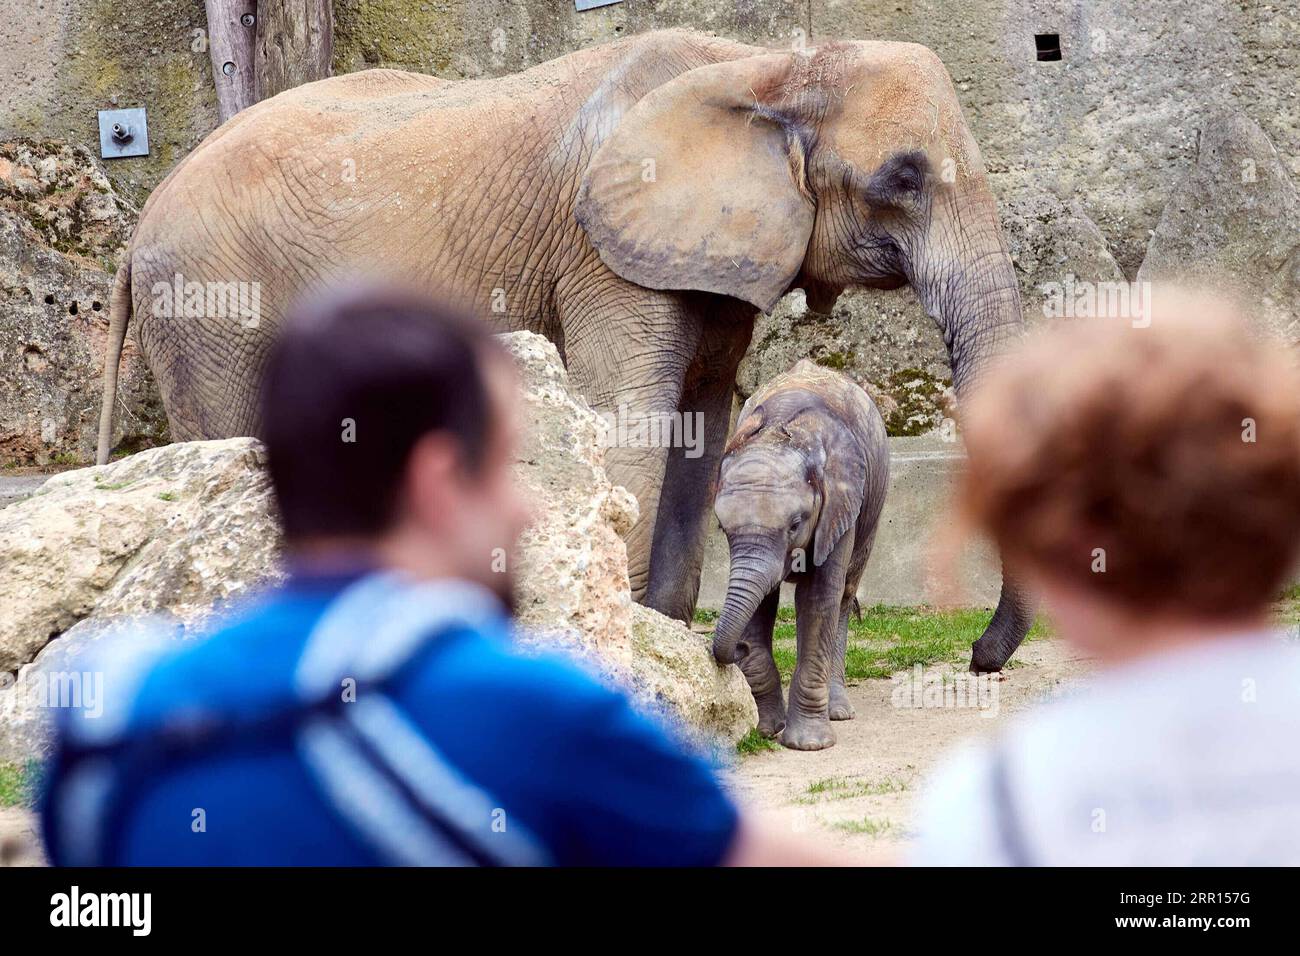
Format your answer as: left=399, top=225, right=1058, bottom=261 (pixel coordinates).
left=712, top=535, right=784, bottom=666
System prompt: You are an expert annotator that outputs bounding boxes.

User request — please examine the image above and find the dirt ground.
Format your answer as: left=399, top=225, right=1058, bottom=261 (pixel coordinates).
left=0, top=806, right=43, bottom=867
left=725, top=637, right=1094, bottom=863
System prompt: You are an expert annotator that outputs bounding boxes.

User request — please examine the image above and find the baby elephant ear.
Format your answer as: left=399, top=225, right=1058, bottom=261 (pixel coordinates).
left=812, top=424, right=868, bottom=567
left=725, top=399, right=765, bottom=453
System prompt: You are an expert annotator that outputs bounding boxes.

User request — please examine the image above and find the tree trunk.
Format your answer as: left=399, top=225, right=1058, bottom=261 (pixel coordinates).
left=204, top=0, right=258, bottom=124
left=254, top=0, right=334, bottom=103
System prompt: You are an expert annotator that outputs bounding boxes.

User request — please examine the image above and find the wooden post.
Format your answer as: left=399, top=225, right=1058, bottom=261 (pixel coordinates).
left=204, top=0, right=258, bottom=124
left=255, top=1, right=334, bottom=103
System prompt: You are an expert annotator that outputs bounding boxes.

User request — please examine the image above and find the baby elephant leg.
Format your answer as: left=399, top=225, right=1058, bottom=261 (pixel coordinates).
left=829, top=597, right=856, bottom=721
left=781, top=577, right=840, bottom=751
left=736, top=590, right=786, bottom=737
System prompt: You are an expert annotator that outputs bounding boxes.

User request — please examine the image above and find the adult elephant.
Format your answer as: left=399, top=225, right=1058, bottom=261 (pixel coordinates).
left=97, top=29, right=1033, bottom=671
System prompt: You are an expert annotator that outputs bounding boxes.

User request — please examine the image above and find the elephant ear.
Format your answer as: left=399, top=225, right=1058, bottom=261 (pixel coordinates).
left=575, top=54, right=816, bottom=313
left=811, top=421, right=868, bottom=567
left=725, top=398, right=766, bottom=454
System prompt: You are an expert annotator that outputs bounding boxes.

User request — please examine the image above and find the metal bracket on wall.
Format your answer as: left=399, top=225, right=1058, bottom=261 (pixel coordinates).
left=576, top=0, right=622, bottom=10
left=97, top=108, right=150, bottom=159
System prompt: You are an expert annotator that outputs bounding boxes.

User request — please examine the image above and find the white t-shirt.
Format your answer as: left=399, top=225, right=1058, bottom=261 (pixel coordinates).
left=911, top=632, right=1300, bottom=866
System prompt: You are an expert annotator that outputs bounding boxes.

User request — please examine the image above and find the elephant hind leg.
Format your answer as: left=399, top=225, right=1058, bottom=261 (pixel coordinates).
left=829, top=597, right=855, bottom=721
left=132, top=256, right=284, bottom=441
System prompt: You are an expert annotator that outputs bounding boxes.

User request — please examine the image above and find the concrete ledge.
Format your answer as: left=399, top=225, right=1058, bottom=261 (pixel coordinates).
left=696, top=435, right=1002, bottom=611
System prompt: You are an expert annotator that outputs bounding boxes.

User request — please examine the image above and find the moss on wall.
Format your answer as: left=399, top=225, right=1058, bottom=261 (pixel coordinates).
left=879, top=368, right=953, bottom=438
left=53, top=0, right=216, bottom=203
left=332, top=0, right=460, bottom=74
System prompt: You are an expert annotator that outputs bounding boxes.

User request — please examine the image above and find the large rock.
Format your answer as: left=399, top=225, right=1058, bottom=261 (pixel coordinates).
left=0, top=438, right=283, bottom=674
left=1001, top=189, right=1128, bottom=328
left=507, top=332, right=640, bottom=673
left=0, top=139, right=168, bottom=466
left=0, top=331, right=756, bottom=762
left=1137, top=112, right=1300, bottom=342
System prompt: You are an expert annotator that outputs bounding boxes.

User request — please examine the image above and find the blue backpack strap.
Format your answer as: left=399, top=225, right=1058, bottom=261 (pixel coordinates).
left=291, top=573, right=550, bottom=866
left=48, top=575, right=549, bottom=866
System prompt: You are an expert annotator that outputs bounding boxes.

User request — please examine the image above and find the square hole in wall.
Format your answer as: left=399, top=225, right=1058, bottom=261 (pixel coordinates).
left=1035, top=33, right=1062, bottom=61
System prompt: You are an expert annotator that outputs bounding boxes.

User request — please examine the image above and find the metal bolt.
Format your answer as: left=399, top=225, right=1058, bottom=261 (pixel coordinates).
left=222, top=61, right=237, bottom=76
left=110, top=123, right=132, bottom=143
left=241, top=13, right=255, bottom=27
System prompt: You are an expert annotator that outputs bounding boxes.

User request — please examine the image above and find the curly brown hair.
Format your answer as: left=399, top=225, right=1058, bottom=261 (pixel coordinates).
left=958, top=296, right=1300, bottom=620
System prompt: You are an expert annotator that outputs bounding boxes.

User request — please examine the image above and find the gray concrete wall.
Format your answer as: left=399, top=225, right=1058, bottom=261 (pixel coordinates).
left=696, top=435, right=1002, bottom=610
left=2, top=0, right=1295, bottom=239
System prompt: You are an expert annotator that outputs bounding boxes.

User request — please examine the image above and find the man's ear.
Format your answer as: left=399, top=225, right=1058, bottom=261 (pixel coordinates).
left=404, top=432, right=463, bottom=526
left=863, top=150, right=930, bottom=212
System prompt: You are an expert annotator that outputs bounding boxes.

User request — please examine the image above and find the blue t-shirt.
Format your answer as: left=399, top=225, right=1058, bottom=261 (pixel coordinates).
left=40, top=570, right=738, bottom=866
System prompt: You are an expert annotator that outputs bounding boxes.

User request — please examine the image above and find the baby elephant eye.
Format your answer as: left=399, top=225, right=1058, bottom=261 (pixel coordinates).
left=789, top=515, right=803, bottom=531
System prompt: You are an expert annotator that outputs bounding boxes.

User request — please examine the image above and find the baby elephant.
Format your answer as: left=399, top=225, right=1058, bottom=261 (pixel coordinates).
left=712, top=359, right=889, bottom=751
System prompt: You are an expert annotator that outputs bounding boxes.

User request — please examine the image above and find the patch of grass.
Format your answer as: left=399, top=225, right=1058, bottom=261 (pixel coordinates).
left=880, top=367, right=952, bottom=437
left=735, top=728, right=780, bottom=757
left=157, top=491, right=177, bottom=501
left=693, top=607, right=718, bottom=625
left=0, top=760, right=39, bottom=808
left=795, top=776, right=908, bottom=804
left=766, top=604, right=1053, bottom=683
left=1278, top=585, right=1300, bottom=626
left=831, top=816, right=894, bottom=837
left=92, top=473, right=136, bottom=491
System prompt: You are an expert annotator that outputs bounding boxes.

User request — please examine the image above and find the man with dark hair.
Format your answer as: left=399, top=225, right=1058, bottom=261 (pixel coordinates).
left=41, top=285, right=845, bottom=866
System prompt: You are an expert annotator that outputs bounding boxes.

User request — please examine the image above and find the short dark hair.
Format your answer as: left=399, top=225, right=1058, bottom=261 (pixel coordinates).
left=260, top=283, right=501, bottom=542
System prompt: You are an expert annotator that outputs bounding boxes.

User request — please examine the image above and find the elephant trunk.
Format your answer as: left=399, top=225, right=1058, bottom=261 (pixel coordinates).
left=919, top=190, right=1026, bottom=397
left=712, top=536, right=783, bottom=666
left=916, top=186, right=1038, bottom=672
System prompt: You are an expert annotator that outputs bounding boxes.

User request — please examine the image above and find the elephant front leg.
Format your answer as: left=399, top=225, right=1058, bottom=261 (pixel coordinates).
left=829, top=597, right=855, bottom=721
left=558, top=281, right=701, bottom=601
left=969, top=562, right=1037, bottom=673
left=735, top=590, right=785, bottom=737
left=782, top=554, right=851, bottom=751
left=645, top=316, right=753, bottom=622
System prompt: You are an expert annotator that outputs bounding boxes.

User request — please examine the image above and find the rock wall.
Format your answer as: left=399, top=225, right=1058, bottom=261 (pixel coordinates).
left=0, top=331, right=756, bottom=764
left=0, top=140, right=166, bottom=466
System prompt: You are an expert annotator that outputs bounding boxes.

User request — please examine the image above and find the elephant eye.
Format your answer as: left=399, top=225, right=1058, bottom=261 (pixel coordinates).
left=790, top=515, right=803, bottom=531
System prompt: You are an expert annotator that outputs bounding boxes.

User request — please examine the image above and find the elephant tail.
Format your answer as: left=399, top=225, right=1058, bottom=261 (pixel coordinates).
left=95, top=259, right=132, bottom=465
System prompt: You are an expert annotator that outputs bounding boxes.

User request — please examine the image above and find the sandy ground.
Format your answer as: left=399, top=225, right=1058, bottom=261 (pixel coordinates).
left=0, top=806, right=44, bottom=867
left=725, top=637, right=1094, bottom=863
